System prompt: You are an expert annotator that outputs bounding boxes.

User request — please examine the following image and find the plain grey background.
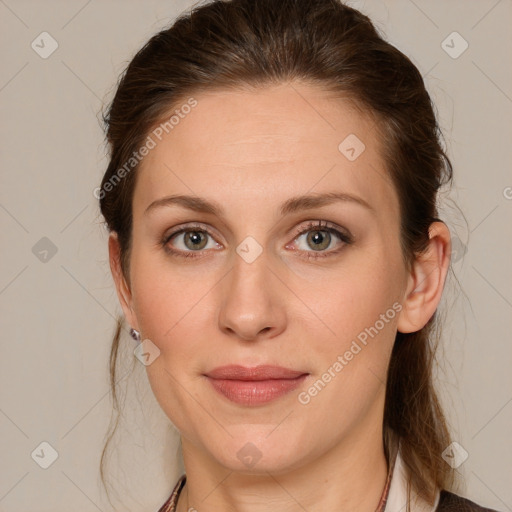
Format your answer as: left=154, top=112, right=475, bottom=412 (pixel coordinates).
left=0, top=1, right=511, bottom=511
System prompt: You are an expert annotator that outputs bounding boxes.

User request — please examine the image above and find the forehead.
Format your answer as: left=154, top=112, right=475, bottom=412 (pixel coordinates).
left=134, top=82, right=398, bottom=221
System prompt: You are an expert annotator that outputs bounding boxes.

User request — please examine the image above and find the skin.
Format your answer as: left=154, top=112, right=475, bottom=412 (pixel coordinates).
left=109, top=81, right=451, bottom=512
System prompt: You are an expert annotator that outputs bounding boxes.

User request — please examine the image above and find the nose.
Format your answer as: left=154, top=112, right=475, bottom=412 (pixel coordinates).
left=218, top=248, right=286, bottom=342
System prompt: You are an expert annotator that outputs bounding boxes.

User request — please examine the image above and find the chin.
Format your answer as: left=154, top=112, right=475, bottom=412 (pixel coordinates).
left=206, top=431, right=312, bottom=475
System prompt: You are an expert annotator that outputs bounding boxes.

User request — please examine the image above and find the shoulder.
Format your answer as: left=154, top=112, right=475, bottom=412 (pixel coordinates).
left=435, top=490, right=502, bottom=512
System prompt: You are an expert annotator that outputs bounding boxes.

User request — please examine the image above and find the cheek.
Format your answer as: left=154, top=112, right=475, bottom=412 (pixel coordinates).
left=129, top=252, right=219, bottom=379
left=297, top=269, right=400, bottom=424
left=130, top=246, right=203, bottom=335
left=132, top=265, right=215, bottom=433
left=292, top=253, right=403, bottom=409
left=293, top=253, right=402, bottom=342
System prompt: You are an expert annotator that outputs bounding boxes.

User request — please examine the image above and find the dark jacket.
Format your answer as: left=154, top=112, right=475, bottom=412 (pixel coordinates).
left=435, top=490, right=501, bottom=511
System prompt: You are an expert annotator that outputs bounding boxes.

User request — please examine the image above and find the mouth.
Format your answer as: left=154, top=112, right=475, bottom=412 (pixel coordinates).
left=203, top=365, right=309, bottom=406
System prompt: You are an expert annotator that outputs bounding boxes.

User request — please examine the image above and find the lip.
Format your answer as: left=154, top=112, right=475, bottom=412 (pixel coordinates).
left=205, top=364, right=307, bottom=380
left=204, top=365, right=309, bottom=406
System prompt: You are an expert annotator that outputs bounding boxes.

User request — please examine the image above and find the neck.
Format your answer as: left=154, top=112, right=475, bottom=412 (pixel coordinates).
left=176, top=415, right=390, bottom=512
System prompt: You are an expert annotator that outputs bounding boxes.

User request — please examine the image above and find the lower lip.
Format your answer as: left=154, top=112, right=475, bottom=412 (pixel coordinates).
left=206, top=375, right=308, bottom=406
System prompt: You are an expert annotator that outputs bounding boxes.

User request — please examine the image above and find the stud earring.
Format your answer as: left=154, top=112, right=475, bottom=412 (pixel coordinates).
left=130, top=328, right=141, bottom=342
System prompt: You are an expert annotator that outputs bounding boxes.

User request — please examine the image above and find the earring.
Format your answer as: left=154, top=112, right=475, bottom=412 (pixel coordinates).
left=130, top=327, right=141, bottom=342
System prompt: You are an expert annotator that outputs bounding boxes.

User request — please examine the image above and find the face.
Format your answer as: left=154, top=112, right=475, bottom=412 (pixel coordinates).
left=113, top=82, right=414, bottom=474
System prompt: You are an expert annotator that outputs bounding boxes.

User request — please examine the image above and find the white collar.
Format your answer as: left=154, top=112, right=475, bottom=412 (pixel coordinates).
left=384, top=444, right=440, bottom=512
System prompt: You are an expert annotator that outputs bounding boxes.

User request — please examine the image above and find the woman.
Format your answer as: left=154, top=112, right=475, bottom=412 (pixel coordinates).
left=98, top=0, right=500, bottom=510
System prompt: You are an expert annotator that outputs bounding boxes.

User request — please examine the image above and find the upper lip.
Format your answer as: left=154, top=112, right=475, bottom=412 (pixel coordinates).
left=205, top=365, right=308, bottom=381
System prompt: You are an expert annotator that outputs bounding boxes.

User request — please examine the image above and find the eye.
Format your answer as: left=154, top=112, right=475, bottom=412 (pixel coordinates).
left=161, top=223, right=221, bottom=259
left=160, top=220, right=353, bottom=260
left=287, top=220, right=353, bottom=260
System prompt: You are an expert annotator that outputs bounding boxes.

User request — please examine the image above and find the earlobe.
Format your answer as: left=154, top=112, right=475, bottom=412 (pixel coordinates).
left=397, top=221, right=451, bottom=334
left=108, top=232, right=138, bottom=330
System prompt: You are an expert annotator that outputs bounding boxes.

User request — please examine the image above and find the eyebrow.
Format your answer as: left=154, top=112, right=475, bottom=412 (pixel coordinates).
left=144, top=191, right=375, bottom=218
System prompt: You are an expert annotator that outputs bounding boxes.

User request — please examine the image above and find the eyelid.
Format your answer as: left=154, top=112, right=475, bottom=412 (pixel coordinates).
left=162, top=222, right=220, bottom=244
left=290, top=220, right=353, bottom=243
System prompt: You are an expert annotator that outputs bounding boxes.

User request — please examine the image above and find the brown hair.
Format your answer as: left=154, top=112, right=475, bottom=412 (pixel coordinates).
left=98, top=0, right=457, bottom=508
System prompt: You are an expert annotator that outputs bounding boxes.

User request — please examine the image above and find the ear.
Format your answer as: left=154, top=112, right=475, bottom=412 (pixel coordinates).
left=397, top=221, right=451, bottom=333
left=108, top=232, right=138, bottom=331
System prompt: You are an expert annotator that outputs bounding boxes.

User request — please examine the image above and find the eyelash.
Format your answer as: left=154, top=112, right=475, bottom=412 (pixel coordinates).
left=160, top=220, right=353, bottom=261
